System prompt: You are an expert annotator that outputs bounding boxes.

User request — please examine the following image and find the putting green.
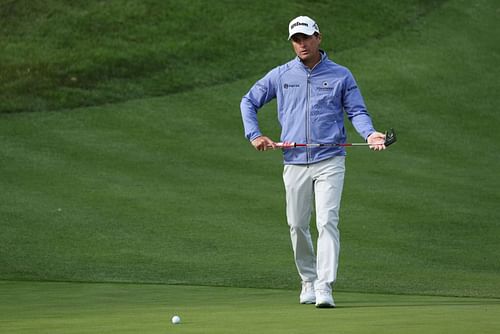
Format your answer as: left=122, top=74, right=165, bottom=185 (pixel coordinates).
left=1, top=281, right=498, bottom=333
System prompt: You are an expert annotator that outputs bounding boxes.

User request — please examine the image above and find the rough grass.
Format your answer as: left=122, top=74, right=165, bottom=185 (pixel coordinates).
left=0, top=0, right=445, bottom=113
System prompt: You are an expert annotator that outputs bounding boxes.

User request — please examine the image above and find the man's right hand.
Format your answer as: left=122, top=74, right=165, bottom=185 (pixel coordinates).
left=251, top=136, right=276, bottom=151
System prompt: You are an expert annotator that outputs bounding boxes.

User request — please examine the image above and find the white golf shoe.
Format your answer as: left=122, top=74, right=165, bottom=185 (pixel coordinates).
left=299, top=281, right=316, bottom=304
left=315, top=290, right=335, bottom=308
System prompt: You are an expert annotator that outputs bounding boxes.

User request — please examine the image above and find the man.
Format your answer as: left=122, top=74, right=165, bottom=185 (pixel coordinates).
left=240, top=16, right=386, bottom=308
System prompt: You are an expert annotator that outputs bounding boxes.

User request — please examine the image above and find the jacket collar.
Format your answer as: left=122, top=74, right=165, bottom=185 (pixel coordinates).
left=294, top=49, right=328, bottom=70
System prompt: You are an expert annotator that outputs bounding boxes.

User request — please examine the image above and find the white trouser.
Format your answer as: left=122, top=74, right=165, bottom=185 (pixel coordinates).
left=283, top=156, right=345, bottom=292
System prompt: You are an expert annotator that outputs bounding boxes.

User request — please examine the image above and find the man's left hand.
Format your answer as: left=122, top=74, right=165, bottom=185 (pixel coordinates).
left=367, top=132, right=386, bottom=151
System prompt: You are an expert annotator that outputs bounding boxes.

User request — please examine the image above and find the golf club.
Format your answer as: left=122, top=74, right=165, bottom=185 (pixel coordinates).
left=272, top=128, right=397, bottom=149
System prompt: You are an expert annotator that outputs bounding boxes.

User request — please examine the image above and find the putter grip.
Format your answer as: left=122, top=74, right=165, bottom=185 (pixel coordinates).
left=275, top=142, right=296, bottom=149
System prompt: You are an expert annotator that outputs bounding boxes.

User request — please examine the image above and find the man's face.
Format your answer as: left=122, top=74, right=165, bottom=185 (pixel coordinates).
left=291, top=33, right=321, bottom=63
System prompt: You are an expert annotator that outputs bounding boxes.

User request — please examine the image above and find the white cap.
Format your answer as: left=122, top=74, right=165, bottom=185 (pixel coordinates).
left=288, top=16, right=320, bottom=40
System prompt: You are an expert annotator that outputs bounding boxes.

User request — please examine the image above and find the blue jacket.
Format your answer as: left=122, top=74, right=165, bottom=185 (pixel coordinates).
left=241, top=51, right=376, bottom=165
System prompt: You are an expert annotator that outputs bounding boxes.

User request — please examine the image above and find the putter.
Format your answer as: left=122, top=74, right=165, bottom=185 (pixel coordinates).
left=274, top=128, right=397, bottom=149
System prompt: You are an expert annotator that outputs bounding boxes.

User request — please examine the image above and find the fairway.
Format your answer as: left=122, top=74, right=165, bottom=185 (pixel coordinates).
left=1, top=281, right=499, bottom=334
left=1, top=0, right=500, bottom=333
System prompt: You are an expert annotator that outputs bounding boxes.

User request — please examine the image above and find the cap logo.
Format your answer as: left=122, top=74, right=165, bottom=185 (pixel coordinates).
left=291, top=22, right=309, bottom=29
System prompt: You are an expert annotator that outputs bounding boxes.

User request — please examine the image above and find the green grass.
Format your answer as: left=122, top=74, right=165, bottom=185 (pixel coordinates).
left=0, top=0, right=445, bottom=113
left=334, top=0, right=500, bottom=296
left=1, top=0, right=499, bottom=302
left=1, top=1, right=500, bottom=332
left=1, top=281, right=499, bottom=334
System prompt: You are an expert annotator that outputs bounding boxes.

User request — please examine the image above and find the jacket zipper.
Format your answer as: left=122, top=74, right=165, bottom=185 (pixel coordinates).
left=306, top=71, right=311, bottom=164
left=305, top=57, right=322, bottom=164
left=306, top=62, right=320, bottom=164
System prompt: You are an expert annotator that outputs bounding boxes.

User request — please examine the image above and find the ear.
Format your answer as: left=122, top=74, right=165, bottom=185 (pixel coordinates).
left=314, top=33, right=321, bottom=43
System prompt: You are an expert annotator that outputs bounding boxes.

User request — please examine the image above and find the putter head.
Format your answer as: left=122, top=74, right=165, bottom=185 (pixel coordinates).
left=384, top=128, right=397, bottom=147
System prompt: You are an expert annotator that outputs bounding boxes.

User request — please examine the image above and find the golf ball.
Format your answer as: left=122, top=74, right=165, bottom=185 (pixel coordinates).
left=171, top=315, right=181, bottom=324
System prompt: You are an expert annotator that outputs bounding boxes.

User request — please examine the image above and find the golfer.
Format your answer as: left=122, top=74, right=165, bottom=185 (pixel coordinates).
left=240, top=16, right=386, bottom=308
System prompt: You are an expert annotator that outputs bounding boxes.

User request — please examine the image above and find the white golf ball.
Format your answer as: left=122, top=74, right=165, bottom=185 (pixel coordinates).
left=171, top=315, right=181, bottom=324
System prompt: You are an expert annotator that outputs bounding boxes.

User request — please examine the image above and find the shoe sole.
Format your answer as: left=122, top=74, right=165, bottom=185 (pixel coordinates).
left=316, top=303, right=336, bottom=308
